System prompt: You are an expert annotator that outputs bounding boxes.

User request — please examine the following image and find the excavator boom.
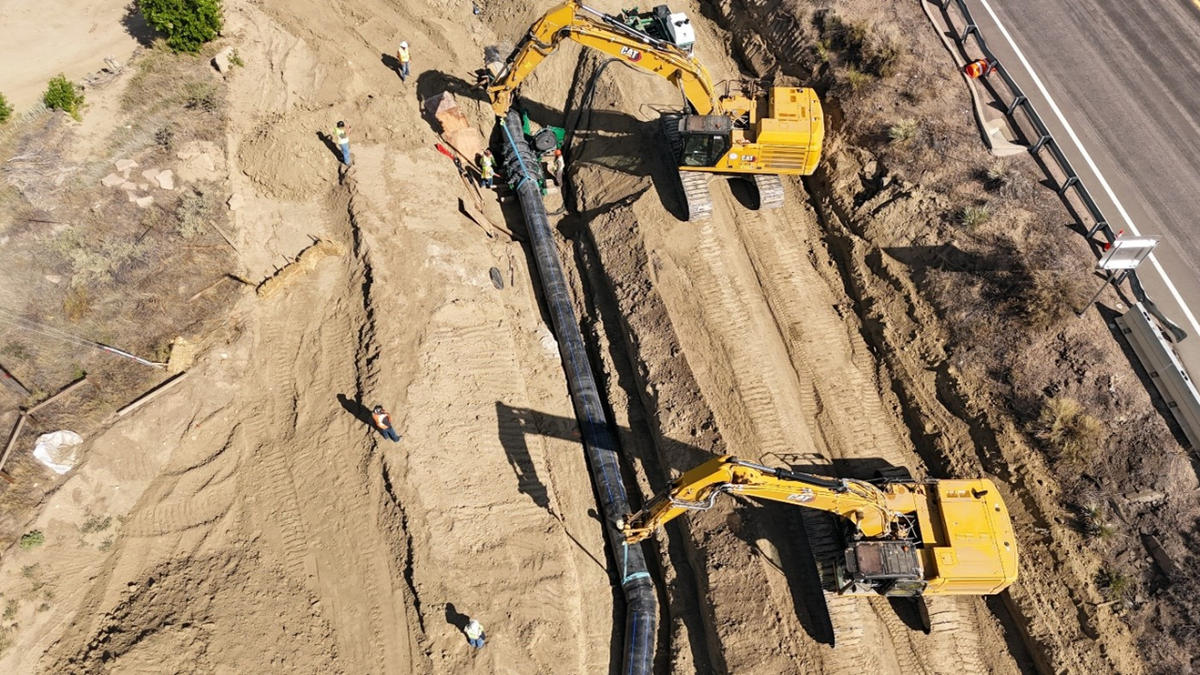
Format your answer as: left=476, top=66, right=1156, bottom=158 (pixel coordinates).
left=485, top=0, right=824, bottom=220
left=621, top=456, right=1018, bottom=597
left=487, top=0, right=720, bottom=117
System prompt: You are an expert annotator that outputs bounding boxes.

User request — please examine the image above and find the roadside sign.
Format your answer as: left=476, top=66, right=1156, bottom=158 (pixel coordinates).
left=1098, top=236, right=1159, bottom=270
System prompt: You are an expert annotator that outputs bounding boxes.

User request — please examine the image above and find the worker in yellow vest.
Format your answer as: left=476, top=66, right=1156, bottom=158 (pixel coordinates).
left=963, top=58, right=995, bottom=79
left=334, top=120, right=350, bottom=166
left=478, top=149, right=496, bottom=189
left=396, top=41, right=411, bottom=82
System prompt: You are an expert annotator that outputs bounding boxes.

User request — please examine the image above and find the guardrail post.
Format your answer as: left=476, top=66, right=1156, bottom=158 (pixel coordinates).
left=960, top=23, right=978, bottom=41
left=1086, top=221, right=1109, bottom=238
left=940, top=0, right=951, bottom=9
left=1006, top=95, right=1026, bottom=116
left=1030, top=134, right=1051, bottom=154
left=1059, top=175, right=1079, bottom=196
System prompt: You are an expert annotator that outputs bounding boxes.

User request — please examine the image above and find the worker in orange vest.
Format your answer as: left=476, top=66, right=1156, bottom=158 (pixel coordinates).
left=964, top=58, right=995, bottom=79
left=372, top=405, right=402, bottom=442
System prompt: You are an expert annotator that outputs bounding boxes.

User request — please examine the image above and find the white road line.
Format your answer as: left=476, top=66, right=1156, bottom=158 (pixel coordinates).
left=975, top=0, right=1200, bottom=338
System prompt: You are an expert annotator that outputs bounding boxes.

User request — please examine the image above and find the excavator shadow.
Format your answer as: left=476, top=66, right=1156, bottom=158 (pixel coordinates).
left=493, top=403, right=928, bottom=651
left=415, top=71, right=692, bottom=222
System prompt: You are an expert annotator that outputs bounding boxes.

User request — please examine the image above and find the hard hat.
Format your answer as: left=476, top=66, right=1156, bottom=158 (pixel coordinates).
left=400, top=41, right=408, bottom=48
left=554, top=149, right=561, bottom=156
left=373, top=405, right=383, bottom=413
left=337, top=120, right=345, bottom=127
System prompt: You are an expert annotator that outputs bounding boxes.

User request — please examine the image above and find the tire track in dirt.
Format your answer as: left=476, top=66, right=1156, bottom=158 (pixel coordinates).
left=726, top=192, right=908, bottom=470
left=643, top=191, right=883, bottom=673
left=402, top=312, right=595, bottom=673
left=722, top=186, right=1003, bottom=673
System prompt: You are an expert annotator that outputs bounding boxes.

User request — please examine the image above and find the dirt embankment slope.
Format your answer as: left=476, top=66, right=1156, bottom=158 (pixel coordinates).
left=3, top=0, right=1193, bottom=672
left=3, top=0, right=617, bottom=672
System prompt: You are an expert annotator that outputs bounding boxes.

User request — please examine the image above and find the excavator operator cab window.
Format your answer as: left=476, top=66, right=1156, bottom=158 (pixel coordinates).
left=679, top=115, right=733, bottom=167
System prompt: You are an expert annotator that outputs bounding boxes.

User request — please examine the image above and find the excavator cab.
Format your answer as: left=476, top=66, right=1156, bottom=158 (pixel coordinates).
left=677, top=115, right=732, bottom=167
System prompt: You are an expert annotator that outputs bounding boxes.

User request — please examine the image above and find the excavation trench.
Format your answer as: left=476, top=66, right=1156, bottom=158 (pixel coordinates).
left=497, top=110, right=658, bottom=675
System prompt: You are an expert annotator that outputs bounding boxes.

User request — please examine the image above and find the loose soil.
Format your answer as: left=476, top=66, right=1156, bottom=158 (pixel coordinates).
left=1, top=0, right=1196, bottom=673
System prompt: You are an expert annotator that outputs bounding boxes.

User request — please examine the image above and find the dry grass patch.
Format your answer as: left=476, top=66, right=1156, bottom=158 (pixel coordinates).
left=1038, top=396, right=1105, bottom=466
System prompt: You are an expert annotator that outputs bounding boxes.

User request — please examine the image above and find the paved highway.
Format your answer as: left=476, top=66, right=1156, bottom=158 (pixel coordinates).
left=964, top=0, right=1200, bottom=375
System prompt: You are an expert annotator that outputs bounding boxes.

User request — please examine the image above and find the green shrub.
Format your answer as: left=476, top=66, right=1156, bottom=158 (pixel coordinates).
left=0, top=93, right=12, bottom=124
left=137, top=0, right=223, bottom=53
left=1097, top=567, right=1131, bottom=604
left=43, top=75, right=84, bottom=121
left=18, top=530, right=45, bottom=549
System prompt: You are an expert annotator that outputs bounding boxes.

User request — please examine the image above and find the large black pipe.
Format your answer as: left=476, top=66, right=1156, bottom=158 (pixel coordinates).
left=499, top=110, right=657, bottom=675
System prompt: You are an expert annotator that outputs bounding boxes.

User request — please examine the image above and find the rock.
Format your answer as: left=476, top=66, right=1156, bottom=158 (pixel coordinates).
left=175, top=141, right=224, bottom=182
left=156, top=170, right=175, bottom=190
left=227, top=193, right=245, bottom=211
left=135, top=196, right=155, bottom=208
left=141, top=168, right=161, bottom=183
left=212, top=47, right=235, bottom=74
left=44, top=274, right=62, bottom=285
left=1127, top=490, right=1165, bottom=504
left=114, top=158, right=138, bottom=172
left=101, top=173, right=125, bottom=187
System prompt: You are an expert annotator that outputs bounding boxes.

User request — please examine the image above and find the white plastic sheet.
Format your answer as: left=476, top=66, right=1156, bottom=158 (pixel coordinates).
left=32, top=430, right=83, bottom=474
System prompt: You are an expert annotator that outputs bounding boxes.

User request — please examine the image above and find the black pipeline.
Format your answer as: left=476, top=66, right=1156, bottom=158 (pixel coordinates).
left=498, top=111, right=657, bottom=675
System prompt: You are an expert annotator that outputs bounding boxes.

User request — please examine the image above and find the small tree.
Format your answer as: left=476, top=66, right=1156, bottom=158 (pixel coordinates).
left=138, top=0, right=223, bottom=53
left=0, top=93, right=13, bottom=124
left=43, top=75, right=84, bottom=121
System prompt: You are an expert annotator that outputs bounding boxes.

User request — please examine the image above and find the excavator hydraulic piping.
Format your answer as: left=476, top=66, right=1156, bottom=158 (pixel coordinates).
left=498, top=110, right=657, bottom=675
left=730, top=457, right=848, bottom=491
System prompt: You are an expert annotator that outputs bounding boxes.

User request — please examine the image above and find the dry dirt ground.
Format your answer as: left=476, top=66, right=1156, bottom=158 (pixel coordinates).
left=0, top=0, right=145, bottom=111
left=1, top=0, right=1196, bottom=673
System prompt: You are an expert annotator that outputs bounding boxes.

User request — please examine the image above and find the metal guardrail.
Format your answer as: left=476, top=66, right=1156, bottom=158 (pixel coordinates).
left=935, top=0, right=1116, bottom=243
left=932, top=0, right=1200, bottom=447
left=1116, top=304, right=1200, bottom=449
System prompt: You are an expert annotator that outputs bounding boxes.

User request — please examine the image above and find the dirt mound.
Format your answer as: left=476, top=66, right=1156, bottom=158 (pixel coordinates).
left=51, top=550, right=337, bottom=673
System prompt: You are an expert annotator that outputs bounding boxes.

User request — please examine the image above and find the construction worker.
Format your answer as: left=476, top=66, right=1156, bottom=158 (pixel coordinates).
left=464, top=618, right=485, bottom=649
left=372, top=405, right=402, bottom=442
left=334, top=121, right=351, bottom=166
left=479, top=149, right=495, bottom=189
left=963, top=58, right=995, bottom=79
left=396, top=41, right=411, bottom=82
left=551, top=149, right=565, bottom=186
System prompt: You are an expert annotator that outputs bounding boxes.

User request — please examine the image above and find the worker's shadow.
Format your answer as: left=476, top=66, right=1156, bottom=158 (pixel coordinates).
left=380, top=53, right=406, bottom=80
left=336, top=394, right=377, bottom=430
left=316, top=131, right=342, bottom=161
left=444, top=602, right=470, bottom=632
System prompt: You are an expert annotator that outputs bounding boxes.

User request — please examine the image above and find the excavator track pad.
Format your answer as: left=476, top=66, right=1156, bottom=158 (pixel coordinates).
left=662, top=113, right=714, bottom=221
left=752, top=174, right=786, bottom=209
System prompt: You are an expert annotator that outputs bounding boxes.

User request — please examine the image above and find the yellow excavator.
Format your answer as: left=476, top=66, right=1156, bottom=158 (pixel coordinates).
left=485, top=1, right=824, bottom=220
left=619, top=456, right=1018, bottom=597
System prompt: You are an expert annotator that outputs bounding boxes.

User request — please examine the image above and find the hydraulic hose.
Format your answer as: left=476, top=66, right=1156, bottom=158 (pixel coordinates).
left=499, top=110, right=657, bottom=675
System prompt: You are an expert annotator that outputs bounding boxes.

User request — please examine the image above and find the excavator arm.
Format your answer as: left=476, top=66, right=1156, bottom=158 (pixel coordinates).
left=620, top=455, right=1020, bottom=597
left=621, top=455, right=907, bottom=544
left=487, top=0, right=721, bottom=117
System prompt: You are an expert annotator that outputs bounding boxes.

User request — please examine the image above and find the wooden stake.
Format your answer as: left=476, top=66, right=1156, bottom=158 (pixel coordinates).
left=0, top=414, right=27, bottom=475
